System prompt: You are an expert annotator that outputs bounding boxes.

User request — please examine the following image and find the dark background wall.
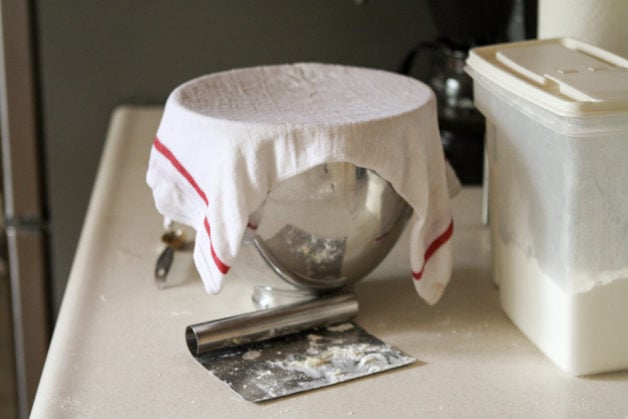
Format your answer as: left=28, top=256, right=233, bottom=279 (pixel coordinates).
left=33, top=1, right=439, bottom=313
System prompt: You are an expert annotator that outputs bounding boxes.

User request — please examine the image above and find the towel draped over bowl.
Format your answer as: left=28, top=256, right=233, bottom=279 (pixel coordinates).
left=146, top=63, right=458, bottom=304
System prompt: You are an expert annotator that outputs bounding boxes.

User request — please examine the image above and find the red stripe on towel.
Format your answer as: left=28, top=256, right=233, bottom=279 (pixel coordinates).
left=153, top=137, right=208, bottom=205
left=204, top=217, right=230, bottom=274
left=412, top=219, right=454, bottom=280
left=153, top=136, right=230, bottom=275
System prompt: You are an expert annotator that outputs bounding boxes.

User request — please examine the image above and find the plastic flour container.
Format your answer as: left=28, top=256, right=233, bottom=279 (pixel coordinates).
left=466, top=38, right=628, bottom=375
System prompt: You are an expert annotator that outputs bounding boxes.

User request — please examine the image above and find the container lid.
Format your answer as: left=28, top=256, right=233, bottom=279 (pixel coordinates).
left=466, top=38, right=628, bottom=116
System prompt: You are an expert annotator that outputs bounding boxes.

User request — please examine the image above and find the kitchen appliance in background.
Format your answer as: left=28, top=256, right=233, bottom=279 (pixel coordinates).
left=400, top=0, right=536, bottom=184
left=0, top=1, right=51, bottom=418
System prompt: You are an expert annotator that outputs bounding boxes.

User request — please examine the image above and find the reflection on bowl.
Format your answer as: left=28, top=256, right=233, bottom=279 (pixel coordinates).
left=253, top=162, right=412, bottom=292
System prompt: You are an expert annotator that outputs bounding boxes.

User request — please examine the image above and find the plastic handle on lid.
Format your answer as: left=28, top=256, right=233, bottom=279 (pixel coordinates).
left=496, top=42, right=628, bottom=102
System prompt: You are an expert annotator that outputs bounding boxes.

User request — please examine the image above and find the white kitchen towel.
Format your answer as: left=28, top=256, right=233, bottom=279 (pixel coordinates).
left=146, top=63, right=456, bottom=304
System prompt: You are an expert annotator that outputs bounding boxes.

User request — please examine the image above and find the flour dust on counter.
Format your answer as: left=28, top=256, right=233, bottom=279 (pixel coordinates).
left=190, top=322, right=415, bottom=402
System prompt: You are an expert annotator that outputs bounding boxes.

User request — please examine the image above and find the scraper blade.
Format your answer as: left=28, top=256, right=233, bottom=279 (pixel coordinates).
left=190, top=322, right=415, bottom=402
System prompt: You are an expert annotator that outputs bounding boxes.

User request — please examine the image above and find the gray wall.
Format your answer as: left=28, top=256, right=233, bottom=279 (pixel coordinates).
left=34, top=0, right=437, bottom=314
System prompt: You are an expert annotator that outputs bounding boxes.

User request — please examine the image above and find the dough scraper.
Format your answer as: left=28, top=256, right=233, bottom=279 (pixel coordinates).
left=185, top=292, right=415, bottom=402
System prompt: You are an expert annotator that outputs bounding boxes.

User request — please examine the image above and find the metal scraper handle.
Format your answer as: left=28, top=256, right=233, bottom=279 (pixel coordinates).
left=185, top=292, right=358, bottom=355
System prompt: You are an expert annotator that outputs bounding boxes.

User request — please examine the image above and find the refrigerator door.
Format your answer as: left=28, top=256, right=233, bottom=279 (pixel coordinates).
left=0, top=0, right=51, bottom=417
left=6, top=227, right=49, bottom=416
left=0, top=1, right=44, bottom=219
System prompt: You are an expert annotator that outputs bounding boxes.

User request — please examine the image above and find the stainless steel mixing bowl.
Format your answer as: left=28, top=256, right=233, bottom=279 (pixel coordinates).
left=252, top=162, right=412, bottom=292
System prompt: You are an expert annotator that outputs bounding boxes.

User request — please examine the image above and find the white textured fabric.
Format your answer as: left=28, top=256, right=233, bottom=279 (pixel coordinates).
left=146, top=63, right=456, bottom=304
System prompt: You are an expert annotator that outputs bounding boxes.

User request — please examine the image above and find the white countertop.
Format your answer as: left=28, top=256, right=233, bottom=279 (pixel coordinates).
left=32, top=107, right=628, bottom=418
